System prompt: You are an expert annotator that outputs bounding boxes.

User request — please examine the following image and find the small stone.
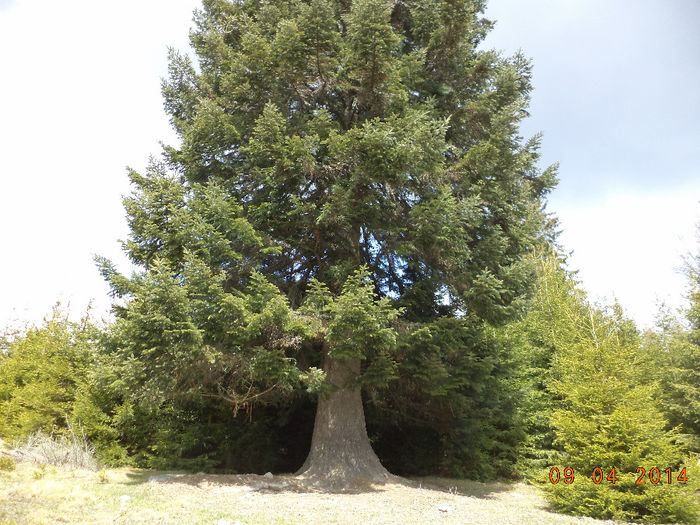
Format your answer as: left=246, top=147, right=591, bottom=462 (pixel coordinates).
left=263, top=472, right=273, bottom=478
left=263, top=481, right=288, bottom=491
left=437, top=503, right=451, bottom=513
left=119, top=494, right=131, bottom=511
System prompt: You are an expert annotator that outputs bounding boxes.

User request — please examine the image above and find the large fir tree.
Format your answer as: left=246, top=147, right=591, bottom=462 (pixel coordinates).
left=99, top=0, right=556, bottom=485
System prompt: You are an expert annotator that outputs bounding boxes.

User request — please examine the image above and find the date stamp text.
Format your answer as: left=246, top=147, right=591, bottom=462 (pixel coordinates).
left=548, top=467, right=688, bottom=485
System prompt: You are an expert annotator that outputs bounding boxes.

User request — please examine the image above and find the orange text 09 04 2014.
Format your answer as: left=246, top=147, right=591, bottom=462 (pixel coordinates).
left=548, top=466, right=688, bottom=485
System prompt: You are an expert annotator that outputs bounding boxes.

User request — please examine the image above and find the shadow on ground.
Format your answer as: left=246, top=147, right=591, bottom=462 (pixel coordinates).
left=124, top=469, right=517, bottom=498
left=411, top=476, right=517, bottom=498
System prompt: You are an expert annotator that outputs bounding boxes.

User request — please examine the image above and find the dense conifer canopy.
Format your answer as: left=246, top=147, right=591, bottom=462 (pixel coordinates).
left=133, top=0, right=555, bottom=310
left=97, top=0, right=557, bottom=478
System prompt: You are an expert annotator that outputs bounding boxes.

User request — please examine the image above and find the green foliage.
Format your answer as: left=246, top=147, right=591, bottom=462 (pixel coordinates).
left=302, top=267, right=401, bottom=373
left=525, top=255, right=698, bottom=523
left=685, top=231, right=700, bottom=344
left=503, top=314, right=558, bottom=475
left=639, top=232, right=700, bottom=453
left=545, top=469, right=699, bottom=524
left=70, top=383, right=128, bottom=466
left=365, top=317, right=525, bottom=480
left=0, top=307, right=98, bottom=441
left=98, top=242, right=309, bottom=414
left=95, top=0, right=557, bottom=479
left=0, top=457, right=15, bottom=471
left=641, top=309, right=700, bottom=453
left=84, top=394, right=314, bottom=473
left=153, top=0, right=556, bottom=318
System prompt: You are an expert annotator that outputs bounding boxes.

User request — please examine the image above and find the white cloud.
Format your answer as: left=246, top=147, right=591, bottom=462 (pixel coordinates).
left=0, top=0, right=200, bottom=328
left=1, top=0, right=697, bottom=334
left=553, top=186, right=700, bottom=329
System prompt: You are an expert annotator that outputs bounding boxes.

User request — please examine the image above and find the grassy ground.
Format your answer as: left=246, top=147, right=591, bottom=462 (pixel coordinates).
left=0, top=459, right=625, bottom=525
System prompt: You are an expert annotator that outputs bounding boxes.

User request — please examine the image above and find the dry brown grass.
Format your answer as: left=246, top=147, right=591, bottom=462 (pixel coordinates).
left=4, top=421, right=99, bottom=472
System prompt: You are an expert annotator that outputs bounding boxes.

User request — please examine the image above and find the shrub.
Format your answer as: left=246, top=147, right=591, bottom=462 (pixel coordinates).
left=0, top=307, right=98, bottom=441
left=545, top=466, right=700, bottom=524
left=0, top=456, right=16, bottom=471
left=11, top=423, right=100, bottom=471
left=530, top=256, right=699, bottom=523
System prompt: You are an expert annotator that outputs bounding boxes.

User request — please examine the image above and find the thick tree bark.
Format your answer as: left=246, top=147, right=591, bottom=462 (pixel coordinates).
left=296, top=355, right=392, bottom=487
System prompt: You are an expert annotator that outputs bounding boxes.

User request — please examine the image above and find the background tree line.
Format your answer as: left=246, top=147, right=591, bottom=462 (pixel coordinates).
left=1, top=241, right=698, bottom=521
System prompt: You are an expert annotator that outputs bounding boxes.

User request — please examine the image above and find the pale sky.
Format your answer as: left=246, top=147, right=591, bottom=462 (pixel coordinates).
left=484, top=0, right=700, bottom=328
left=1, top=0, right=698, bottom=331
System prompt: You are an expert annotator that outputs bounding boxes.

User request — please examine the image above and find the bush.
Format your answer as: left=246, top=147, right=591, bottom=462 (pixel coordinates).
left=0, top=456, right=16, bottom=471
left=0, top=307, right=99, bottom=441
left=529, top=256, right=699, bottom=523
left=545, top=466, right=700, bottom=524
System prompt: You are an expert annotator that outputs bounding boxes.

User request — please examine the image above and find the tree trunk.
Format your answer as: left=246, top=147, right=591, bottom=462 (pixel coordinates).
left=296, top=355, right=392, bottom=487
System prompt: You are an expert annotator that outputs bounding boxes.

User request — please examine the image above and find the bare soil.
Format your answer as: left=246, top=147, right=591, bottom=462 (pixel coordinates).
left=0, top=461, right=625, bottom=525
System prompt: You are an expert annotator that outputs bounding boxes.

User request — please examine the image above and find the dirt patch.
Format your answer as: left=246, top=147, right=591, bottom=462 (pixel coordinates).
left=0, top=462, right=623, bottom=524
